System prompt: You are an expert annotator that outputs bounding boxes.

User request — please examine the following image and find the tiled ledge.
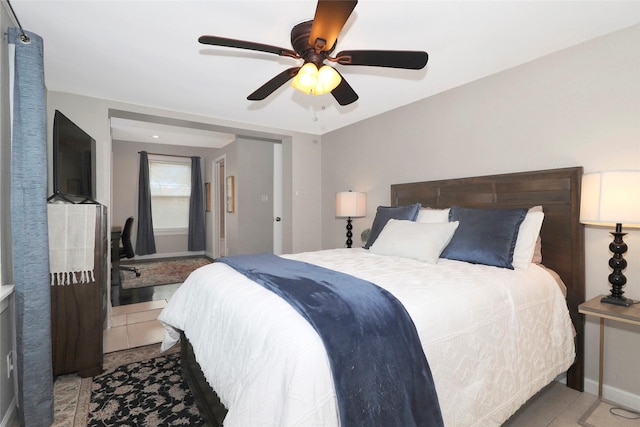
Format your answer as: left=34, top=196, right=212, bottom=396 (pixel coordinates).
left=0, top=284, right=14, bottom=303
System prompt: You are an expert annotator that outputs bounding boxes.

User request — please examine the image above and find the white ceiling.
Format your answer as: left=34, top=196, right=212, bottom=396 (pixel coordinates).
left=10, top=1, right=640, bottom=143
left=110, top=117, right=236, bottom=148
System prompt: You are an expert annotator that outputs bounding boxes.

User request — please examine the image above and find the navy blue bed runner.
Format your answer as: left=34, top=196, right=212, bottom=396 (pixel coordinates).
left=218, top=253, right=443, bottom=427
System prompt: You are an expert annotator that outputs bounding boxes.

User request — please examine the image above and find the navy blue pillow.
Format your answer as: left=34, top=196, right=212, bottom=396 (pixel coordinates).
left=441, top=206, right=528, bottom=269
left=364, top=203, right=421, bottom=249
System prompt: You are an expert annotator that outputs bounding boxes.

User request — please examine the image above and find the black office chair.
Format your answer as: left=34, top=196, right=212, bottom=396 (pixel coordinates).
left=119, top=217, right=141, bottom=277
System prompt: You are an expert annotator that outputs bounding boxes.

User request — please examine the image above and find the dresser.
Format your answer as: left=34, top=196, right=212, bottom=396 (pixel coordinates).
left=50, top=204, right=108, bottom=377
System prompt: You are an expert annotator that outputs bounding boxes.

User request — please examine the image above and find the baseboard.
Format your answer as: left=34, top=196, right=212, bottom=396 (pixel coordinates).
left=132, top=251, right=206, bottom=261
left=0, top=398, right=16, bottom=427
left=584, top=377, right=640, bottom=411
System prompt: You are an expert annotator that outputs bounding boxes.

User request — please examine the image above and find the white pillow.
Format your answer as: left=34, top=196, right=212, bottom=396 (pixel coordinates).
left=416, top=208, right=450, bottom=224
left=512, top=206, right=544, bottom=269
left=369, top=219, right=460, bottom=264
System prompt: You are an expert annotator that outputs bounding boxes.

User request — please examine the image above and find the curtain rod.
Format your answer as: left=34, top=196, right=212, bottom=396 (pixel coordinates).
left=139, top=151, right=197, bottom=160
left=6, top=0, right=31, bottom=44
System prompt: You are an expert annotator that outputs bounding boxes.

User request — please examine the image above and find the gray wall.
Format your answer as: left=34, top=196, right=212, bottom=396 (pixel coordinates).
left=0, top=3, right=16, bottom=425
left=111, top=140, right=219, bottom=258
left=321, top=24, right=640, bottom=407
left=46, top=91, right=322, bottom=258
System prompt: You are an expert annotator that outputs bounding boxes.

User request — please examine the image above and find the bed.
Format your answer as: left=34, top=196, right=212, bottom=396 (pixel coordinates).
left=159, top=166, right=585, bottom=427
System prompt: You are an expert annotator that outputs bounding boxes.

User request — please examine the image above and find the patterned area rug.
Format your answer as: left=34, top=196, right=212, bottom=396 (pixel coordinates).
left=52, top=344, right=192, bottom=427
left=87, top=353, right=204, bottom=426
left=121, top=256, right=212, bottom=289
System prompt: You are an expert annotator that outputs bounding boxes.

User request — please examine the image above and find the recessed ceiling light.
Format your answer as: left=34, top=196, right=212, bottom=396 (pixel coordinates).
left=152, top=135, right=160, bottom=139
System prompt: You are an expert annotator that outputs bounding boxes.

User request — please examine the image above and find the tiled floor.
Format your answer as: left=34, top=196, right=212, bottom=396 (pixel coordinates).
left=504, top=381, right=593, bottom=426
left=503, top=381, right=639, bottom=427
left=104, top=300, right=168, bottom=353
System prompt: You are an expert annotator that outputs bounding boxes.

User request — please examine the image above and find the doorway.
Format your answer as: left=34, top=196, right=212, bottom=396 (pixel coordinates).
left=213, top=156, right=226, bottom=258
left=211, top=141, right=283, bottom=257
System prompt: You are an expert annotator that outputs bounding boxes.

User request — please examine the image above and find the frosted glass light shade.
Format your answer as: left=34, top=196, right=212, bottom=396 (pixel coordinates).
left=580, top=171, right=640, bottom=228
left=336, top=191, right=366, bottom=218
left=291, top=63, right=341, bottom=96
left=315, top=65, right=341, bottom=95
left=291, top=63, right=318, bottom=94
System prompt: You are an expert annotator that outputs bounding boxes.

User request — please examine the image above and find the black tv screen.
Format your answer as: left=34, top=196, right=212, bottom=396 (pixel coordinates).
left=53, top=110, right=96, bottom=200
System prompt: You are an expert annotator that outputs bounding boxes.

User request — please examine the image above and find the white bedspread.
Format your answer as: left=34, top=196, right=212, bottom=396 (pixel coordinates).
left=159, top=249, right=575, bottom=427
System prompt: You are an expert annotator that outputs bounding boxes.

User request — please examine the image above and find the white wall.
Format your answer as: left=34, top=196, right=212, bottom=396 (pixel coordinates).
left=0, top=292, right=14, bottom=427
left=321, top=25, right=640, bottom=407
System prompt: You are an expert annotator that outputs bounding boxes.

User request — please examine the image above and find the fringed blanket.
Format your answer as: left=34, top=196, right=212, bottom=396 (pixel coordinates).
left=47, top=203, right=96, bottom=285
left=218, top=253, right=443, bottom=427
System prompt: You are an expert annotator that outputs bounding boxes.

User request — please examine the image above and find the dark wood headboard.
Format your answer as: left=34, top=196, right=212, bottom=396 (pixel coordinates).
left=390, top=167, right=585, bottom=391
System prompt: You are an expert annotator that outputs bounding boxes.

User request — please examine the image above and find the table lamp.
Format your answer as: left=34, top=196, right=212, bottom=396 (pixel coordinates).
left=336, top=191, right=366, bottom=248
left=580, top=171, right=640, bottom=306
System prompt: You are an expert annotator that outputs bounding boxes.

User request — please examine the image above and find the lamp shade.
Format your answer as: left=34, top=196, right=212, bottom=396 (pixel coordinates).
left=580, top=171, right=640, bottom=228
left=336, top=191, right=366, bottom=218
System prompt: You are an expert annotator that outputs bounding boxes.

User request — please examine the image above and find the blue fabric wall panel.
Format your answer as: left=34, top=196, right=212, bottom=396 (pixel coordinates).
left=8, top=27, right=54, bottom=426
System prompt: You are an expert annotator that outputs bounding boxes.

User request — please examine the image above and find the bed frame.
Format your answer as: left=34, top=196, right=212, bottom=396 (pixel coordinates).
left=181, top=166, right=585, bottom=426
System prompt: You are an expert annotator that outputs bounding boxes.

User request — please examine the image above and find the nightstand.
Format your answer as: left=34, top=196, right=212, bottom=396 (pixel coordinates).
left=578, top=295, right=640, bottom=399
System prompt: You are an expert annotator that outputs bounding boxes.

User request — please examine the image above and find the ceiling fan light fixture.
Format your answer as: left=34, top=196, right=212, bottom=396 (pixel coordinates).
left=315, top=65, right=341, bottom=95
left=291, top=63, right=341, bottom=96
left=200, top=1, right=429, bottom=105
left=291, top=63, right=319, bottom=94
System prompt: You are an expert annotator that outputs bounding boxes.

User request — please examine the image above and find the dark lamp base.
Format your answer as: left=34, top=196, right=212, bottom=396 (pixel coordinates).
left=344, top=217, right=353, bottom=249
left=600, top=223, right=634, bottom=308
left=601, top=295, right=634, bottom=307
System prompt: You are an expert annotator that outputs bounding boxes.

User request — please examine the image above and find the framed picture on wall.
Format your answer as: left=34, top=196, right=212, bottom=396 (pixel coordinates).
left=226, top=176, right=235, bottom=213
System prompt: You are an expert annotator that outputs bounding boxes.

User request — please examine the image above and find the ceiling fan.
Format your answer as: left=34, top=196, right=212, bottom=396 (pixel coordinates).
left=198, top=0, right=428, bottom=106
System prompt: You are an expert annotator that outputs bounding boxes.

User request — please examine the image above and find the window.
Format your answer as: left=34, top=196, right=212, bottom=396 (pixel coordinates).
left=149, top=156, right=191, bottom=233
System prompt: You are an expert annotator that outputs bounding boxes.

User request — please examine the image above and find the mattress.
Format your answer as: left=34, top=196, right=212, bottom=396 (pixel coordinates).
left=159, top=248, right=575, bottom=427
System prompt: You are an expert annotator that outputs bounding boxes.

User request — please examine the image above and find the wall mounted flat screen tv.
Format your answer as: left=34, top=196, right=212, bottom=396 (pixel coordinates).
left=53, top=110, right=96, bottom=201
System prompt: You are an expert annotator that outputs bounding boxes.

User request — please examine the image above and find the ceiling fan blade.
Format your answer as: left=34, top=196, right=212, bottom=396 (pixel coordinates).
left=199, top=35, right=298, bottom=59
left=336, top=50, right=428, bottom=69
left=309, top=0, right=358, bottom=52
left=331, top=72, right=358, bottom=106
left=247, top=67, right=300, bottom=101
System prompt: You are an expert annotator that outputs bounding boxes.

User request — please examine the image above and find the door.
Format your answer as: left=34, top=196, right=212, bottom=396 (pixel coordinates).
left=273, top=143, right=283, bottom=255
